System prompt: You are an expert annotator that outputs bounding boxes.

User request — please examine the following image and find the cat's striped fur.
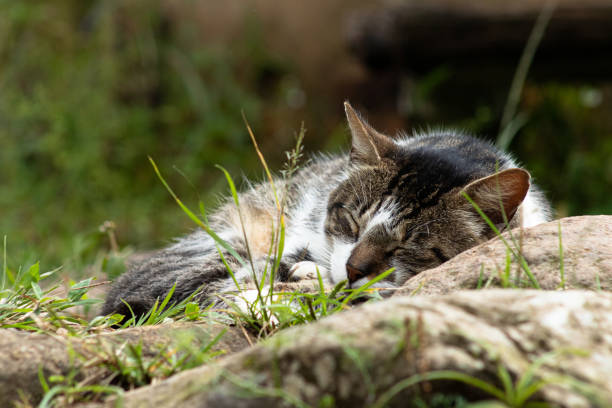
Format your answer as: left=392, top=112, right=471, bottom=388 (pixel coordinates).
left=102, top=103, right=550, bottom=317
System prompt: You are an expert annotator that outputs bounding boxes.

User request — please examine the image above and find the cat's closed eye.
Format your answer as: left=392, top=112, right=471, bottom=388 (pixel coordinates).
left=339, top=207, right=360, bottom=239
left=328, top=204, right=360, bottom=240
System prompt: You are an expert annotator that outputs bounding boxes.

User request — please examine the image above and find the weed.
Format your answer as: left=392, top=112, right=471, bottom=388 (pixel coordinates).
left=0, top=256, right=102, bottom=334
left=37, top=329, right=225, bottom=406
left=101, top=331, right=225, bottom=389
left=1, top=236, right=204, bottom=335
left=557, top=221, right=565, bottom=290
left=461, top=191, right=540, bottom=289
left=116, top=283, right=210, bottom=328
left=39, top=371, right=123, bottom=408
left=497, top=1, right=557, bottom=150
left=220, top=369, right=311, bottom=408
left=373, top=349, right=599, bottom=408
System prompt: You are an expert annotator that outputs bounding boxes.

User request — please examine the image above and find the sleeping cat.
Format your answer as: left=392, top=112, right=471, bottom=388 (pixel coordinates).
left=102, top=102, right=550, bottom=317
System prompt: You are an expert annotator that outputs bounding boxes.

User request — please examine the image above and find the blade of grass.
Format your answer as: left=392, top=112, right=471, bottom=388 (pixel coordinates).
left=2, top=235, right=6, bottom=291
left=149, top=157, right=247, bottom=268
left=498, top=113, right=529, bottom=151
left=502, top=248, right=512, bottom=288
left=462, top=191, right=540, bottom=289
left=477, top=264, right=485, bottom=289
left=269, top=217, right=285, bottom=291
left=215, top=244, right=241, bottom=290
left=119, top=299, right=137, bottom=327
left=242, top=112, right=279, bottom=209
left=140, top=299, right=159, bottom=326
left=38, top=366, right=50, bottom=393
left=243, top=114, right=281, bottom=310
left=214, top=165, right=266, bottom=321
left=198, top=201, right=242, bottom=290
left=271, top=123, right=305, bottom=285
left=514, top=349, right=569, bottom=398
left=557, top=221, right=565, bottom=290
left=496, top=364, right=515, bottom=404
left=341, top=268, right=395, bottom=307
left=145, top=284, right=177, bottom=325
left=38, top=386, right=67, bottom=408
left=409, top=280, right=425, bottom=296
left=262, top=222, right=280, bottom=302
left=329, top=280, right=348, bottom=299
left=215, top=165, right=256, bottom=272
left=372, top=370, right=506, bottom=408
left=498, top=0, right=556, bottom=149
left=315, top=266, right=328, bottom=316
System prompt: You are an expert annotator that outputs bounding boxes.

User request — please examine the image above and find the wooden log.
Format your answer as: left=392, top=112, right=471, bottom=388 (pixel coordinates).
left=346, top=0, right=612, bottom=78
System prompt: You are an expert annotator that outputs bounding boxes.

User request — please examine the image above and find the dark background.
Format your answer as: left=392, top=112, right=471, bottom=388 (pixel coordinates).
left=1, top=0, right=610, bottom=278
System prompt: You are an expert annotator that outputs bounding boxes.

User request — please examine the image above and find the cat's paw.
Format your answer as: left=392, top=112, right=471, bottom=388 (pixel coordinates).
left=288, top=261, right=328, bottom=282
left=229, top=287, right=280, bottom=325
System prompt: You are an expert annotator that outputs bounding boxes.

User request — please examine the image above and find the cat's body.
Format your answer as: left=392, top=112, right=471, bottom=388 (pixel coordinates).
left=102, top=103, right=550, bottom=317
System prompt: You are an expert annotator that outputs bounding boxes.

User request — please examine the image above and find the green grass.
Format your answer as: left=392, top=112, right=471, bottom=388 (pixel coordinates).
left=0, top=239, right=209, bottom=335
left=116, top=283, right=211, bottom=328
left=0, top=256, right=101, bottom=334
left=461, top=191, right=541, bottom=289
left=0, top=242, right=233, bottom=406
left=37, top=328, right=226, bottom=407
left=497, top=1, right=556, bottom=150
left=0, top=1, right=275, bottom=270
left=372, top=348, right=606, bottom=408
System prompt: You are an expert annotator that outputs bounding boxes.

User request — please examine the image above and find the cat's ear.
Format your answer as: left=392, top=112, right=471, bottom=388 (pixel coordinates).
left=344, top=101, right=395, bottom=165
left=460, top=168, right=530, bottom=225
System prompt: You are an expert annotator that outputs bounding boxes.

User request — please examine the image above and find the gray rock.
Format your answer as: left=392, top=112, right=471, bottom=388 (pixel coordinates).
left=91, top=290, right=612, bottom=408
left=395, top=215, right=611, bottom=296
left=0, top=323, right=249, bottom=406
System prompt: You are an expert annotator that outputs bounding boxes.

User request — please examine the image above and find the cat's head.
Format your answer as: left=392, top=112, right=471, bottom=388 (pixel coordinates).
left=324, top=102, right=530, bottom=288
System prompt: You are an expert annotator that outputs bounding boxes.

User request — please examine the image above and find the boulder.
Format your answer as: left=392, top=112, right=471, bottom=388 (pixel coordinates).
left=395, top=215, right=611, bottom=296
left=0, top=323, right=249, bottom=406
left=88, top=289, right=612, bottom=408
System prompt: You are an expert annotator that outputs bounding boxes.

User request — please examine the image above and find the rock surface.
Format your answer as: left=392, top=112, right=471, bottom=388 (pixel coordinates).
left=0, top=323, right=249, bottom=406
left=88, top=290, right=612, bottom=408
left=396, top=215, right=611, bottom=296
left=5, top=215, right=611, bottom=407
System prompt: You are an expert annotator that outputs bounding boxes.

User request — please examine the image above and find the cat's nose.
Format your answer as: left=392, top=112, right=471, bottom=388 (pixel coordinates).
left=346, top=263, right=366, bottom=283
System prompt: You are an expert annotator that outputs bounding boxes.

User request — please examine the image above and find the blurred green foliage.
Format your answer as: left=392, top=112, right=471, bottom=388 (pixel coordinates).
left=1, top=1, right=610, bottom=276
left=0, top=1, right=285, bottom=269
left=514, top=84, right=612, bottom=216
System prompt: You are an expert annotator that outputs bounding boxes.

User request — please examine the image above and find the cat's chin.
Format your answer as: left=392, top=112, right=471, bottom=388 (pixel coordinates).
left=328, top=240, right=355, bottom=284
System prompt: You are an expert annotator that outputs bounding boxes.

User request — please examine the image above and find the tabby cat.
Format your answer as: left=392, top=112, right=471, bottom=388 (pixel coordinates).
left=102, top=102, right=550, bottom=317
